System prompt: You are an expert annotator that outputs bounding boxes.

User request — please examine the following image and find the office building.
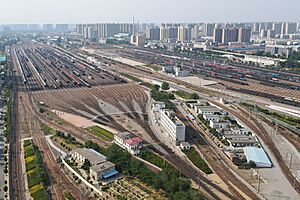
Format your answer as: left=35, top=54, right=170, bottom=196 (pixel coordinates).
left=159, top=109, right=186, bottom=145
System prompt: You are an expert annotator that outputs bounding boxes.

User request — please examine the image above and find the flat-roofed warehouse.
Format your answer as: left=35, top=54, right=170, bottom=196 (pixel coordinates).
left=70, top=148, right=107, bottom=165
left=243, top=147, right=272, bottom=168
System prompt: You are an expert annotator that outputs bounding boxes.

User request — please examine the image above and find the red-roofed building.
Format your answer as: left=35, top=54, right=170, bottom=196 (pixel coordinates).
left=114, top=132, right=143, bottom=155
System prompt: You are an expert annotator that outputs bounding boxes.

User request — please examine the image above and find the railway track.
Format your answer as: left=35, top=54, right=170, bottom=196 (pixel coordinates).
left=177, top=107, right=260, bottom=200
left=228, top=106, right=300, bottom=195
left=9, top=52, right=26, bottom=200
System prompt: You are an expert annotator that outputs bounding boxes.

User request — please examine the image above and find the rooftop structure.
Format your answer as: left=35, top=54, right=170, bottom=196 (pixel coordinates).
left=243, top=147, right=272, bottom=168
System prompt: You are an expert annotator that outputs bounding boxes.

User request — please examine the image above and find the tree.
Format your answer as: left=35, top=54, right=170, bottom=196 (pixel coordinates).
left=153, top=84, right=160, bottom=91
left=249, top=160, right=256, bottom=168
left=82, top=159, right=91, bottom=170
left=161, top=82, right=170, bottom=90
left=190, top=93, right=199, bottom=99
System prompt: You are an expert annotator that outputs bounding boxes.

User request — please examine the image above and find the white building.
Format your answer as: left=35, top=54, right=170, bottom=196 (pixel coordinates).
left=224, top=134, right=259, bottom=148
left=203, top=114, right=222, bottom=121
left=162, top=66, right=175, bottom=73
left=70, top=148, right=107, bottom=166
left=209, top=119, right=231, bottom=129
left=174, top=67, right=190, bottom=77
left=160, top=109, right=186, bottom=145
left=90, top=161, right=118, bottom=181
left=130, top=34, right=145, bottom=46
left=114, top=132, right=143, bottom=155
left=197, top=106, right=223, bottom=115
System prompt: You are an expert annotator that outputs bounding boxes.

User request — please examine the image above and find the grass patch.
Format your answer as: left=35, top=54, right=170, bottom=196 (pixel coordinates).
left=85, top=126, right=114, bottom=141
left=23, top=139, right=50, bottom=200
left=183, top=147, right=212, bottom=174
left=64, top=192, right=76, bottom=200
left=175, top=91, right=199, bottom=100
left=139, top=150, right=173, bottom=169
left=31, top=188, right=48, bottom=200
left=25, top=155, right=36, bottom=163
left=41, top=123, right=56, bottom=135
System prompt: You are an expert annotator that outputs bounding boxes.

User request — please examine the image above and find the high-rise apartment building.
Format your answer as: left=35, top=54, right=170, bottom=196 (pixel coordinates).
left=213, top=27, right=223, bottom=43
left=272, top=22, right=282, bottom=35
left=160, top=24, right=168, bottom=41
left=177, top=26, right=191, bottom=42
left=146, top=26, right=160, bottom=40
left=191, top=25, right=199, bottom=40
left=222, top=27, right=238, bottom=44
left=203, top=23, right=216, bottom=37
left=281, top=22, right=297, bottom=35
left=56, top=24, right=69, bottom=31
left=43, top=24, right=53, bottom=31
left=238, top=27, right=251, bottom=43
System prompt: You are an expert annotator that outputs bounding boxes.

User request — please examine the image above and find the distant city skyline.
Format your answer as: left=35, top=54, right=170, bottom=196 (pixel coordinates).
left=0, top=0, right=299, bottom=24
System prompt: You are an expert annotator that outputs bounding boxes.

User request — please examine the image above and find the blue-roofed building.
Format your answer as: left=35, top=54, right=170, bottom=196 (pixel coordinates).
left=243, top=147, right=272, bottom=168
left=90, top=161, right=119, bottom=181
left=0, top=56, right=6, bottom=63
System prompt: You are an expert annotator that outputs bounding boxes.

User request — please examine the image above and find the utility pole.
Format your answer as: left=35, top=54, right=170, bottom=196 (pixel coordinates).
left=289, top=153, right=293, bottom=169
left=257, top=174, right=261, bottom=194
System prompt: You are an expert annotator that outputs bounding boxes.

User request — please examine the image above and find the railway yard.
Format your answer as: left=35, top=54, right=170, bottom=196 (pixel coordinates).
left=6, top=40, right=300, bottom=200
left=112, top=46, right=300, bottom=107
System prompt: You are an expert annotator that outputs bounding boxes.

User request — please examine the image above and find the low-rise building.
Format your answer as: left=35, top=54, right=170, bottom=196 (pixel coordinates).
left=243, top=147, right=272, bottom=168
left=70, top=148, right=107, bottom=166
left=197, top=106, right=222, bottom=115
left=160, top=109, right=186, bottom=145
left=224, top=134, right=259, bottom=148
left=90, top=161, right=118, bottom=181
left=209, top=119, right=231, bottom=129
left=114, top=132, right=143, bottom=155
left=203, top=114, right=222, bottom=121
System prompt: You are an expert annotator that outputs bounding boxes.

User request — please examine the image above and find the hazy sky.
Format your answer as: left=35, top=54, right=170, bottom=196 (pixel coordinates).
left=0, top=0, right=299, bottom=24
